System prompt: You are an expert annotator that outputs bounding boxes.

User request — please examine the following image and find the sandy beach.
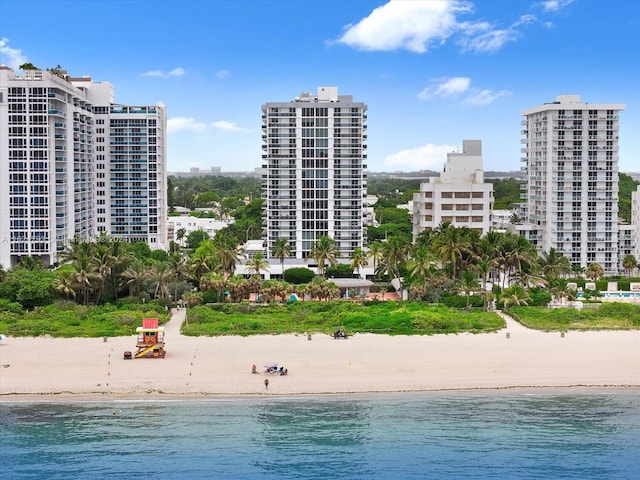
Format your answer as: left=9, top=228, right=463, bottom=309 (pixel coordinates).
left=1, top=308, right=639, bottom=401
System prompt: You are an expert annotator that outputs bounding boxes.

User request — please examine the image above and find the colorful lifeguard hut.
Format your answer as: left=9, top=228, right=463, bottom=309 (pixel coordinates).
left=134, top=318, right=166, bottom=359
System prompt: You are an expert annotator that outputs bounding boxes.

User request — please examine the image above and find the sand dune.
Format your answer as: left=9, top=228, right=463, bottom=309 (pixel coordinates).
left=1, top=308, right=639, bottom=401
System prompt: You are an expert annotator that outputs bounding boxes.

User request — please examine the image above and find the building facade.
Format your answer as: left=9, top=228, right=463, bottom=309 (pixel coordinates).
left=0, top=67, right=167, bottom=268
left=412, top=140, right=493, bottom=240
left=261, top=87, right=367, bottom=259
left=520, top=95, right=625, bottom=274
left=632, top=186, right=640, bottom=261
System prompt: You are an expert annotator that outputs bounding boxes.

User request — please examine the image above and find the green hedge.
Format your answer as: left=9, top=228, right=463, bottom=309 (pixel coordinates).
left=183, top=301, right=505, bottom=336
left=0, top=301, right=170, bottom=337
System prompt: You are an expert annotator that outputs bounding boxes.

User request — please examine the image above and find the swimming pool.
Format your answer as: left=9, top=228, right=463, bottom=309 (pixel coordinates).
left=577, top=291, right=640, bottom=300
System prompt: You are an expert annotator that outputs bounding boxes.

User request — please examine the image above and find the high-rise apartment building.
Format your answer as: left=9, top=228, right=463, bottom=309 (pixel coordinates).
left=520, top=95, right=625, bottom=274
left=0, top=66, right=167, bottom=268
left=632, top=186, right=640, bottom=261
left=412, top=140, right=493, bottom=240
left=261, top=87, right=367, bottom=259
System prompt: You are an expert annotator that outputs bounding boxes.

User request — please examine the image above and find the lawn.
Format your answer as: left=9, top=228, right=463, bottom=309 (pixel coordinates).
left=182, top=301, right=505, bottom=336
left=0, top=301, right=170, bottom=338
left=508, top=303, right=640, bottom=331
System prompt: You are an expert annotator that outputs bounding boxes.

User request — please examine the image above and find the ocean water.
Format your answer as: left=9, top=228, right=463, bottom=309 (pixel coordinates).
left=1, top=391, right=640, bottom=479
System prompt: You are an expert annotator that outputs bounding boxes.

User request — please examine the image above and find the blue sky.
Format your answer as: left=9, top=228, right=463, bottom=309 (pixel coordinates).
left=1, top=0, right=638, bottom=173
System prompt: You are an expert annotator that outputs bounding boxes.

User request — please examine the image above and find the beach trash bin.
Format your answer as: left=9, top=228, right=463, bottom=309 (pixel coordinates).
left=103, top=336, right=108, bottom=342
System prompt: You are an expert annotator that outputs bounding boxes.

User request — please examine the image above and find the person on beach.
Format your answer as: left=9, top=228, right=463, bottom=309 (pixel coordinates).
left=252, top=364, right=258, bottom=374
left=264, top=378, right=269, bottom=390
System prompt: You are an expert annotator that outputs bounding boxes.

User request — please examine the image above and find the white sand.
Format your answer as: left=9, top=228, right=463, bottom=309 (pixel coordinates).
left=1, top=309, right=639, bottom=401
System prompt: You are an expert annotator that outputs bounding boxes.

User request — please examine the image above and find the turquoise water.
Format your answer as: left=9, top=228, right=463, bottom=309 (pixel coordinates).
left=2, top=391, right=640, bottom=479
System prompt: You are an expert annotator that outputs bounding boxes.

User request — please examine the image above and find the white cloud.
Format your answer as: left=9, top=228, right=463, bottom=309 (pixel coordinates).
left=459, top=28, right=517, bottom=52
left=336, top=1, right=544, bottom=54
left=140, top=67, right=185, bottom=78
left=336, top=0, right=472, bottom=53
left=458, top=15, right=535, bottom=52
left=384, top=143, right=459, bottom=170
left=216, top=69, right=229, bottom=78
left=463, top=88, right=512, bottom=105
left=418, top=77, right=510, bottom=105
left=167, top=117, right=250, bottom=134
left=418, top=76, right=470, bottom=100
left=0, top=38, right=27, bottom=70
left=167, top=117, right=207, bottom=133
left=536, top=0, right=574, bottom=12
left=212, top=120, right=249, bottom=132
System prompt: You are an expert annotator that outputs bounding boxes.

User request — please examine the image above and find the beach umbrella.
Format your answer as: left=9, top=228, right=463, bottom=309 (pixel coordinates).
left=264, top=361, right=278, bottom=369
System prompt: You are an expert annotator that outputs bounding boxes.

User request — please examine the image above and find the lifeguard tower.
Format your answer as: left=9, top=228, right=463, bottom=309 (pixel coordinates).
left=134, top=318, right=166, bottom=359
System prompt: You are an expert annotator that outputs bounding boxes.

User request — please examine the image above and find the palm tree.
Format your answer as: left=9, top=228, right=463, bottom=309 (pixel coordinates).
left=226, top=275, right=248, bottom=303
left=150, top=261, right=172, bottom=299
left=460, top=270, right=479, bottom=308
left=245, top=252, right=269, bottom=277
left=120, top=260, right=151, bottom=297
left=501, top=285, right=531, bottom=312
left=377, top=236, right=410, bottom=280
left=92, top=243, right=115, bottom=304
left=189, top=250, right=213, bottom=285
left=501, top=233, right=537, bottom=287
left=60, top=236, right=93, bottom=264
left=431, top=225, right=472, bottom=279
left=550, top=278, right=575, bottom=306
left=310, top=236, right=340, bottom=276
left=176, top=228, right=187, bottom=248
left=72, top=255, right=99, bottom=305
left=572, top=263, right=585, bottom=277
left=108, top=238, right=132, bottom=301
left=350, top=247, right=367, bottom=278
left=212, top=239, right=241, bottom=280
left=406, top=246, right=438, bottom=284
left=475, top=257, right=495, bottom=311
left=15, top=255, right=46, bottom=271
left=585, top=262, right=605, bottom=281
left=271, top=238, right=291, bottom=275
left=540, top=247, right=572, bottom=279
left=199, top=272, right=226, bottom=301
left=53, top=271, right=77, bottom=300
left=367, top=242, right=384, bottom=278
left=167, top=253, right=191, bottom=302
left=622, top=254, right=638, bottom=278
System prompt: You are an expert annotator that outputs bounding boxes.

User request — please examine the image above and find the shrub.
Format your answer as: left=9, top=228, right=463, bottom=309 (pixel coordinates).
left=529, top=289, right=552, bottom=306
left=283, top=267, right=315, bottom=284
left=325, top=263, right=355, bottom=278
left=0, top=299, right=24, bottom=315
left=370, top=283, right=392, bottom=293
left=617, top=280, right=630, bottom=291
left=441, top=294, right=483, bottom=308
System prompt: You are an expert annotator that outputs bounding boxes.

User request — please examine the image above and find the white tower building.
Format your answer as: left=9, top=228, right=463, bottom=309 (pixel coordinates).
left=412, top=140, right=494, bottom=240
left=520, top=95, right=625, bottom=274
left=632, top=186, right=640, bottom=261
left=261, top=87, right=367, bottom=259
left=0, top=66, right=167, bottom=268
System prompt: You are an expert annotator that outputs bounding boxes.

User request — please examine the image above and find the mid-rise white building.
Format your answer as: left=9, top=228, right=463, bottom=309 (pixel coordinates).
left=632, top=186, right=640, bottom=260
left=412, top=140, right=493, bottom=240
left=520, top=95, right=625, bottom=274
left=0, top=66, right=167, bottom=268
left=167, top=216, right=232, bottom=247
left=261, top=87, right=367, bottom=259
